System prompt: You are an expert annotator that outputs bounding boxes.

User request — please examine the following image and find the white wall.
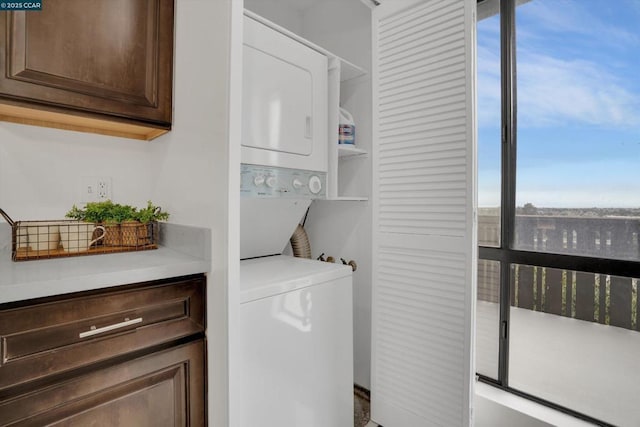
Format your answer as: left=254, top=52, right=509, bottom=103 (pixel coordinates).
left=300, top=0, right=371, bottom=71
left=0, top=124, right=154, bottom=221
left=0, top=1, right=239, bottom=426
left=148, top=1, right=240, bottom=426
left=243, top=0, right=304, bottom=35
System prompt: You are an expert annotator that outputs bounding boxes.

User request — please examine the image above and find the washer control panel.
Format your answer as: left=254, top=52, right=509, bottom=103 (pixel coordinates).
left=241, top=164, right=326, bottom=198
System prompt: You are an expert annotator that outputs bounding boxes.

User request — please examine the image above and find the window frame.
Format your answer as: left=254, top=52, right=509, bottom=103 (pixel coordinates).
left=475, top=1, right=640, bottom=425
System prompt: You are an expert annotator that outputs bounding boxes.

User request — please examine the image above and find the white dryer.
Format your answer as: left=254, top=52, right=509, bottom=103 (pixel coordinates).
left=240, top=12, right=329, bottom=260
left=242, top=14, right=328, bottom=173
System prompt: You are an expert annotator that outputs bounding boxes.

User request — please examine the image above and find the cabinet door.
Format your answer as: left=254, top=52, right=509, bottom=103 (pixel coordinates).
left=371, top=0, right=477, bottom=426
left=0, top=340, right=205, bottom=427
left=0, top=0, right=174, bottom=126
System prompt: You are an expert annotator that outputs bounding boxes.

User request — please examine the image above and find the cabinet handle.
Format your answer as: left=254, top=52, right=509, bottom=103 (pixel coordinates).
left=79, top=317, right=143, bottom=338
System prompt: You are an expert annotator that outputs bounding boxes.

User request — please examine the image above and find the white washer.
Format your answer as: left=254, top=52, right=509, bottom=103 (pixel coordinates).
left=239, top=255, right=353, bottom=427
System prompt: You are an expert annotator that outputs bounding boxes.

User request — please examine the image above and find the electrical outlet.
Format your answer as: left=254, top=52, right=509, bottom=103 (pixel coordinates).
left=79, top=176, right=112, bottom=203
left=96, top=178, right=111, bottom=201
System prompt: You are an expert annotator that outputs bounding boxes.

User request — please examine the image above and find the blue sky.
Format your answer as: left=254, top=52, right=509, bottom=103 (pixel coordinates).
left=477, top=0, right=640, bottom=208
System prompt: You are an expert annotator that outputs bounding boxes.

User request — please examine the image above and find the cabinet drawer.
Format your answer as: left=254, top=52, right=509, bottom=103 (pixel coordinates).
left=0, top=275, right=205, bottom=392
left=0, top=340, right=205, bottom=427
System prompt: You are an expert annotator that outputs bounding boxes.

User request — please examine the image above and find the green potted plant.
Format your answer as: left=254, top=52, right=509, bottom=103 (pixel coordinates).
left=122, top=201, right=169, bottom=246
left=66, top=200, right=169, bottom=247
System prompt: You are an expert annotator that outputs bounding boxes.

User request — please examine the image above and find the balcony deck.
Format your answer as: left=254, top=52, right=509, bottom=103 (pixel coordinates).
left=477, top=301, right=640, bottom=426
left=477, top=213, right=640, bottom=425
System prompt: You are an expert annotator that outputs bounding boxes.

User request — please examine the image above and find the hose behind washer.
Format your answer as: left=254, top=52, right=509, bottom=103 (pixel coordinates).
left=290, top=224, right=312, bottom=259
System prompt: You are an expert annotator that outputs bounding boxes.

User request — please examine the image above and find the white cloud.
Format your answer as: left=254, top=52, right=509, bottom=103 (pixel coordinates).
left=517, top=53, right=640, bottom=128
left=518, top=1, right=640, bottom=47
left=476, top=44, right=501, bottom=128
left=478, top=169, right=501, bottom=207
left=477, top=0, right=640, bottom=130
left=515, top=159, right=640, bottom=208
left=476, top=1, right=640, bottom=209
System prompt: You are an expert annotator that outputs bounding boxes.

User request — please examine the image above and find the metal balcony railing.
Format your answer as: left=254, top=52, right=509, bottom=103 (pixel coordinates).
left=478, top=214, right=640, bottom=332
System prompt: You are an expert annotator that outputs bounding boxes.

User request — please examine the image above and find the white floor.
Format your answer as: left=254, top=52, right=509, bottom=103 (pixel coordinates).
left=477, top=301, right=640, bottom=426
left=368, top=304, right=639, bottom=425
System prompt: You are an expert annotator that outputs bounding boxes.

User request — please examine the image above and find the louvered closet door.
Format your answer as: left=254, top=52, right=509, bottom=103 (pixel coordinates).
left=371, top=1, right=477, bottom=426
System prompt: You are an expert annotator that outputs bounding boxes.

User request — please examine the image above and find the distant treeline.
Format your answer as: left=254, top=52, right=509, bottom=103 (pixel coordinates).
left=479, top=203, right=640, bottom=218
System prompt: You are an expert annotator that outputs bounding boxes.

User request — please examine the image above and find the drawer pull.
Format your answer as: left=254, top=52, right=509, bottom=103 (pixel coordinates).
left=79, top=317, right=143, bottom=338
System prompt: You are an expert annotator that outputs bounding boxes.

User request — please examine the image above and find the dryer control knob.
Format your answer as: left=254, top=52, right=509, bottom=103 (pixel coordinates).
left=266, top=176, right=277, bottom=188
left=308, top=175, right=322, bottom=194
left=253, top=175, right=265, bottom=186
left=292, top=178, right=303, bottom=190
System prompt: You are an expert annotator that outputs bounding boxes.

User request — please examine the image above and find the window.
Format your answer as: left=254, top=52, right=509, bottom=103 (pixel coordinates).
left=476, top=4, right=501, bottom=382
left=476, top=1, right=640, bottom=425
left=477, top=6, right=501, bottom=249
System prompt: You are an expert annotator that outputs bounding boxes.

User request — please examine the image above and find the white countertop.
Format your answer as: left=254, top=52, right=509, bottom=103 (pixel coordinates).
left=0, top=223, right=211, bottom=304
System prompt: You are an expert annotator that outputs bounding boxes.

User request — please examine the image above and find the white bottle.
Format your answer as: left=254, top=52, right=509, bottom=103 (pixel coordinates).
left=338, top=107, right=355, bottom=145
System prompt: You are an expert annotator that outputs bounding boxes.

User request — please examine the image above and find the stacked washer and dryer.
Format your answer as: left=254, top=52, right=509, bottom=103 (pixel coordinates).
left=239, top=14, right=354, bottom=427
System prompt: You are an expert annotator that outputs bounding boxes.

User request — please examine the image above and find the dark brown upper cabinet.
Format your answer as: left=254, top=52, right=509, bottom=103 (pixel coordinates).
left=0, top=0, right=174, bottom=140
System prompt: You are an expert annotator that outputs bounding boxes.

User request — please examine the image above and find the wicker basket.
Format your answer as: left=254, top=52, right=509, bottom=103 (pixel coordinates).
left=1, top=208, right=158, bottom=261
left=103, top=221, right=152, bottom=247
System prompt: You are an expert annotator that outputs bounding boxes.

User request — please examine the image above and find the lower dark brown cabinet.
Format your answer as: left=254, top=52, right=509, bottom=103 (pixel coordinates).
left=0, top=275, right=206, bottom=426
left=0, top=340, right=205, bottom=426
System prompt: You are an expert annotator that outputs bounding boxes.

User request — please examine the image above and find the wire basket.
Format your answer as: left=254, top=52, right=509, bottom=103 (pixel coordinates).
left=1, top=208, right=158, bottom=261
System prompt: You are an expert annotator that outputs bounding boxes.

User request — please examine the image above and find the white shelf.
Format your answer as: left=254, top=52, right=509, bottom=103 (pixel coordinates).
left=338, top=145, right=368, bottom=158
left=325, top=196, right=369, bottom=202
left=340, top=58, right=367, bottom=82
